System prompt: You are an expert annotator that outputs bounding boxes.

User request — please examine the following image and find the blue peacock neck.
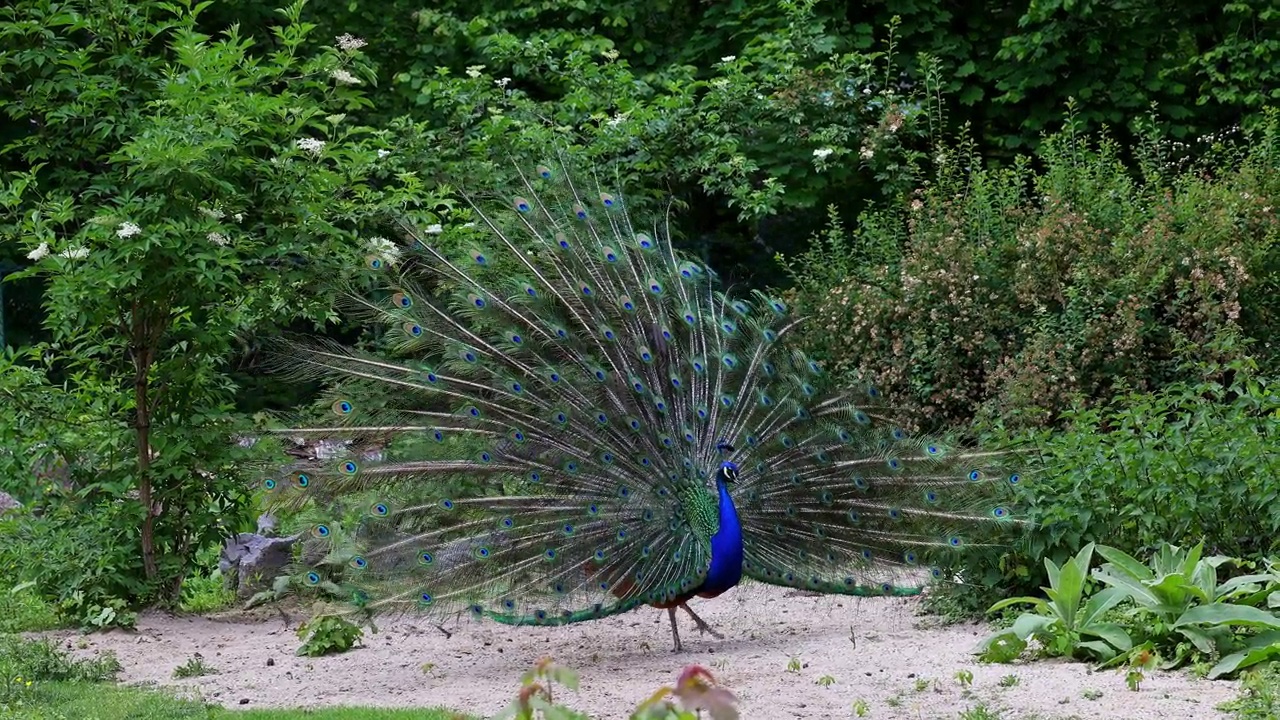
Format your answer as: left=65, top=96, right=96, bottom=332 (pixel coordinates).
left=699, top=464, right=745, bottom=597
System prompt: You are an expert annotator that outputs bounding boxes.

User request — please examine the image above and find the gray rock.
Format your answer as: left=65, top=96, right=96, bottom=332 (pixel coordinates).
left=0, top=491, right=20, bottom=514
left=219, top=533, right=299, bottom=599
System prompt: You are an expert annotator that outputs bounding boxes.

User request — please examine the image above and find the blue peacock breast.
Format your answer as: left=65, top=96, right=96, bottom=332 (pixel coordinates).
left=699, top=475, right=744, bottom=597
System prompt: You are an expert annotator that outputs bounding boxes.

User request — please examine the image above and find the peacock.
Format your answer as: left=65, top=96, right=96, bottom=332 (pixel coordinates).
left=262, top=160, right=1023, bottom=651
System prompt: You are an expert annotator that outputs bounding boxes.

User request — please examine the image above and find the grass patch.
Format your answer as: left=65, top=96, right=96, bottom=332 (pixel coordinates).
left=1220, top=664, right=1280, bottom=720
left=5, top=681, right=470, bottom=719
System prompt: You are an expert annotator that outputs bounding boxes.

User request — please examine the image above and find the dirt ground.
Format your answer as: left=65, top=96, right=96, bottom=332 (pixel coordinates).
left=46, top=586, right=1239, bottom=719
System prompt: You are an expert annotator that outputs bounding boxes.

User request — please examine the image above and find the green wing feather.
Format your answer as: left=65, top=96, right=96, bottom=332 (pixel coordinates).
left=262, top=161, right=1022, bottom=626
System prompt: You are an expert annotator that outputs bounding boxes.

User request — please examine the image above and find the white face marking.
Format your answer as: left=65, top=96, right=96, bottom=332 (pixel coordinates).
left=724, top=465, right=738, bottom=481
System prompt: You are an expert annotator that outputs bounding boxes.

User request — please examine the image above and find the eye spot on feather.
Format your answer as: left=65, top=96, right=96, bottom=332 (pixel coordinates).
left=295, top=473, right=310, bottom=488
left=432, top=430, right=444, bottom=442
left=371, top=503, right=389, bottom=517
left=439, top=499, right=455, bottom=510
left=536, top=165, right=552, bottom=179
left=556, top=233, right=570, bottom=249
left=366, top=255, right=384, bottom=270
left=635, top=232, right=653, bottom=249
left=528, top=471, right=541, bottom=483
left=305, top=572, right=321, bottom=585
left=600, top=192, right=615, bottom=207
left=312, top=524, right=330, bottom=538
left=887, top=458, right=902, bottom=470
left=888, top=508, right=902, bottom=520
left=992, top=506, right=1010, bottom=519
left=418, top=552, right=433, bottom=566
left=514, top=197, right=531, bottom=212
left=1008, top=473, right=1022, bottom=485
left=405, top=323, right=423, bottom=337
left=391, top=292, right=412, bottom=308
left=949, top=536, right=963, bottom=547
left=263, top=478, right=277, bottom=490
left=924, top=490, right=939, bottom=503
left=332, top=400, right=353, bottom=415
left=500, top=517, right=514, bottom=528
left=544, top=549, right=558, bottom=561
left=573, top=204, right=587, bottom=220
left=341, top=461, right=358, bottom=475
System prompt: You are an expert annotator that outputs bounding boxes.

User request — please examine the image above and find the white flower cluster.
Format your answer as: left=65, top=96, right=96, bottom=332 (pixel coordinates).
left=28, top=242, right=88, bottom=260
left=812, top=148, right=833, bottom=160
left=466, top=65, right=485, bottom=79
left=424, top=224, right=444, bottom=235
left=330, top=68, right=362, bottom=85
left=335, top=34, right=367, bottom=52
left=117, top=221, right=142, bottom=238
left=207, top=232, right=229, bottom=247
left=199, top=206, right=225, bottom=220
left=296, top=138, right=326, bottom=156
left=367, top=236, right=401, bottom=266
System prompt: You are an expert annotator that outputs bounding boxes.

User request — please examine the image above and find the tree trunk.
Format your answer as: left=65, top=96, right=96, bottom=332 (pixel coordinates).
left=134, top=345, right=157, bottom=580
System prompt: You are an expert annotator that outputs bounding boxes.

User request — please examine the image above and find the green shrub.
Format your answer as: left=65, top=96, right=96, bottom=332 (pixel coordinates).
left=947, top=349, right=1279, bottom=608
left=783, top=109, right=1280, bottom=429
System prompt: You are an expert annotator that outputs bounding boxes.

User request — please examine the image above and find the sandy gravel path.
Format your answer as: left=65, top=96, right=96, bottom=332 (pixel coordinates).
left=47, top=587, right=1239, bottom=719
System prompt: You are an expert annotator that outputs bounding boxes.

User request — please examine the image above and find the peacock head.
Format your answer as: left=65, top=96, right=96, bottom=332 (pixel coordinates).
left=717, top=461, right=739, bottom=483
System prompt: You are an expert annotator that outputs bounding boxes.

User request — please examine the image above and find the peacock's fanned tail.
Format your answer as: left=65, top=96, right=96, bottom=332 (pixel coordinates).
left=262, top=161, right=1022, bottom=627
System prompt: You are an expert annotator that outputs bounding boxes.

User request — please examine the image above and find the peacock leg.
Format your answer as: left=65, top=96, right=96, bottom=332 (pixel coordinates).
left=667, top=606, right=683, bottom=652
left=679, top=602, right=723, bottom=639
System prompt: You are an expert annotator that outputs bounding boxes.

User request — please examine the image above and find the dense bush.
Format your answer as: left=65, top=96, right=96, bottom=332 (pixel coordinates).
left=948, top=348, right=1279, bottom=606
left=784, top=110, right=1280, bottom=428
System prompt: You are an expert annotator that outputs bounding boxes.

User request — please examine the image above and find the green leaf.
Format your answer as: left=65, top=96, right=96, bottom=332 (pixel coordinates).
left=1174, top=604, right=1280, bottom=629
left=1080, top=622, right=1132, bottom=653
left=1095, top=545, right=1152, bottom=582
left=1207, top=633, right=1280, bottom=679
